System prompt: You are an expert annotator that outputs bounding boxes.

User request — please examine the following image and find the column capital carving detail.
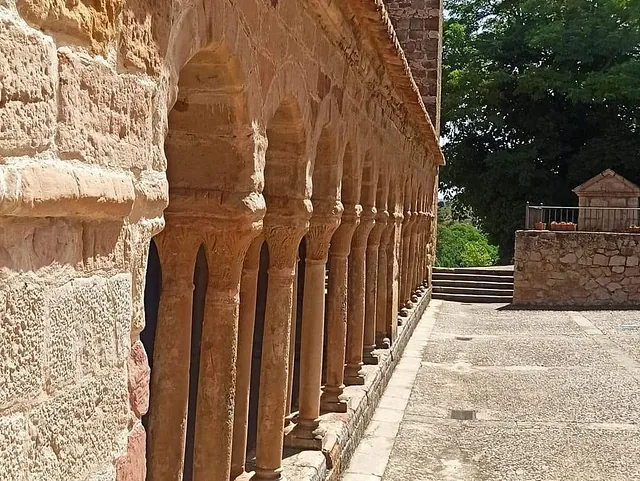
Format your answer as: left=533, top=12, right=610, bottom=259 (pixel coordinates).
left=351, top=206, right=376, bottom=248
left=329, top=203, right=361, bottom=256
left=264, top=200, right=311, bottom=271
left=306, top=200, right=343, bottom=262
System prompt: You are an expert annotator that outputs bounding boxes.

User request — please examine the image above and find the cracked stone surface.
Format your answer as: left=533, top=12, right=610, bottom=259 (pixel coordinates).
left=343, top=300, right=640, bottom=481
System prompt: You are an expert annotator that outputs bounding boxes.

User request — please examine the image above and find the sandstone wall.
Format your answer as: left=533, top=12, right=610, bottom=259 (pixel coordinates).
left=0, top=0, right=442, bottom=480
left=514, top=231, right=640, bottom=307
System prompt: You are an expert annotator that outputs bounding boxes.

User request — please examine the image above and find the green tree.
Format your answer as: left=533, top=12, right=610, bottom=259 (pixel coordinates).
left=442, top=0, right=640, bottom=261
left=436, top=223, right=499, bottom=267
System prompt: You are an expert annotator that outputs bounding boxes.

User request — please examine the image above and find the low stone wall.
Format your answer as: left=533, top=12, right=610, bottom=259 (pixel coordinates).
left=514, top=230, right=640, bottom=307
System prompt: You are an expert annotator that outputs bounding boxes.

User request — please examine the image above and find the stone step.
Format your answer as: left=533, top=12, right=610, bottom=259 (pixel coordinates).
left=434, top=279, right=514, bottom=290
left=432, top=292, right=513, bottom=303
left=432, top=273, right=514, bottom=284
left=433, top=286, right=514, bottom=297
left=433, top=267, right=514, bottom=277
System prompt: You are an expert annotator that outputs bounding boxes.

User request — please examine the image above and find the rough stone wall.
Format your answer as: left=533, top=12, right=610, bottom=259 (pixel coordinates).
left=0, top=0, right=442, bottom=480
left=383, top=0, right=443, bottom=132
left=514, top=231, right=640, bottom=307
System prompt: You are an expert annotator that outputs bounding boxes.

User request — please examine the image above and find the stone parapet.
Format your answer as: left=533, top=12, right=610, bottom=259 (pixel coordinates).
left=514, top=230, right=640, bottom=308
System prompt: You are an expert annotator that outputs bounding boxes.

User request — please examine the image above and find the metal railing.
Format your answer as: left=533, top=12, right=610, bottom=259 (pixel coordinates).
left=525, top=203, right=640, bottom=233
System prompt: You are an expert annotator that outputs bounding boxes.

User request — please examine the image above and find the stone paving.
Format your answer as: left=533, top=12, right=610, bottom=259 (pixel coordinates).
left=343, top=300, right=640, bottom=481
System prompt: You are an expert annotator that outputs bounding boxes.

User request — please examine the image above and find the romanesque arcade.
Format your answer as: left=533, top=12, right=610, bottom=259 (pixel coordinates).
left=0, top=0, right=443, bottom=480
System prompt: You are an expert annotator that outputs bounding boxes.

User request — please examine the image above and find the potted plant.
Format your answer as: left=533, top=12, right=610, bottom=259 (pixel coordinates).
left=534, top=221, right=546, bottom=230
left=629, top=225, right=640, bottom=233
left=551, top=221, right=577, bottom=232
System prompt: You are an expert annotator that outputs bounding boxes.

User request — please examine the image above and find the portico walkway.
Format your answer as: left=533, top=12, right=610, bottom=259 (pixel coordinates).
left=343, top=300, right=640, bottom=481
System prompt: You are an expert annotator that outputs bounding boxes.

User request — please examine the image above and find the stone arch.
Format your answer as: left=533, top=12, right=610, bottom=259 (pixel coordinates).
left=340, top=142, right=361, bottom=206
left=311, top=122, right=341, bottom=202
left=264, top=96, right=310, bottom=200
left=165, top=45, right=256, bottom=194
left=360, top=151, right=378, bottom=208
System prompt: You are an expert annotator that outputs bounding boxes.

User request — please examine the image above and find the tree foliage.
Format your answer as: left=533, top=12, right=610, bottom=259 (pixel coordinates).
left=442, top=0, right=640, bottom=260
left=436, top=223, right=499, bottom=267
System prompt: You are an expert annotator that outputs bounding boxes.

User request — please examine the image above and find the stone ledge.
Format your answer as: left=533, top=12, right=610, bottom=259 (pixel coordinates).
left=0, top=158, right=168, bottom=220
left=259, top=286, right=433, bottom=481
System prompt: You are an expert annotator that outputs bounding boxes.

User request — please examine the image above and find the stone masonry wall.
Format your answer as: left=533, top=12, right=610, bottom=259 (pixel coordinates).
left=384, top=0, right=443, bottom=132
left=514, top=231, right=640, bottom=307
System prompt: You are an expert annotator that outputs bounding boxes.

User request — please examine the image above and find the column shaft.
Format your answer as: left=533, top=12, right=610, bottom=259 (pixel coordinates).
left=231, top=239, right=263, bottom=479
left=147, top=228, right=199, bottom=481
left=193, top=225, right=258, bottom=481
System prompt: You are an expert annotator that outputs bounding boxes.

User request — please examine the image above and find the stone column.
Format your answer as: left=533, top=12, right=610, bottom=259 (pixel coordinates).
left=376, top=222, right=392, bottom=349
left=386, top=211, right=403, bottom=342
left=344, top=208, right=376, bottom=385
left=408, top=210, right=420, bottom=302
left=320, top=205, right=360, bottom=412
left=231, top=237, right=264, bottom=479
left=254, top=205, right=310, bottom=481
left=364, top=211, right=387, bottom=363
left=193, top=220, right=261, bottom=481
left=147, top=226, right=199, bottom=481
left=286, top=259, right=299, bottom=418
left=286, top=201, right=341, bottom=449
left=399, top=211, right=414, bottom=319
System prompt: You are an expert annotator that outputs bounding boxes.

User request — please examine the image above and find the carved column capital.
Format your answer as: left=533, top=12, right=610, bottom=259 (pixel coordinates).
left=368, top=210, right=389, bottom=247
left=329, top=203, right=362, bottom=256
left=306, top=200, right=343, bottom=263
left=263, top=199, right=312, bottom=272
left=351, top=206, right=376, bottom=248
left=201, top=219, right=263, bottom=292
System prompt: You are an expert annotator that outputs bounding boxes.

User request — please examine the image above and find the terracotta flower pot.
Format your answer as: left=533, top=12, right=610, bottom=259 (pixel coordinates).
left=629, top=225, right=640, bottom=233
left=534, top=221, right=546, bottom=230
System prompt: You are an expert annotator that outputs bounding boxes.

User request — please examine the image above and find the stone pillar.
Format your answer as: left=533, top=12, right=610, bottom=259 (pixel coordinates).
left=344, top=208, right=376, bottom=385
left=286, top=201, right=341, bottom=449
left=254, top=205, right=310, bottom=481
left=399, top=211, right=414, bottom=318
left=386, top=211, right=403, bottom=342
left=147, top=226, right=199, bottom=481
left=320, top=205, right=361, bottom=412
left=364, top=211, right=387, bottom=363
left=417, top=212, right=428, bottom=288
left=231, top=238, right=264, bottom=479
left=286, top=259, right=299, bottom=418
left=408, top=210, right=420, bottom=302
left=376, top=221, right=392, bottom=348
left=193, top=220, right=261, bottom=481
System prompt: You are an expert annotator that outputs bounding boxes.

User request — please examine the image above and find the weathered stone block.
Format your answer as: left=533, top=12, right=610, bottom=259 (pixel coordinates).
left=115, top=423, right=146, bottom=481
left=0, top=414, right=29, bottom=481
left=29, top=372, right=128, bottom=481
left=56, top=50, right=155, bottom=169
left=0, top=18, right=56, bottom=155
left=593, top=254, right=609, bottom=266
left=16, top=0, right=122, bottom=54
left=46, top=275, right=132, bottom=389
left=0, top=280, right=45, bottom=410
left=127, top=341, right=150, bottom=418
left=609, top=255, right=626, bottom=266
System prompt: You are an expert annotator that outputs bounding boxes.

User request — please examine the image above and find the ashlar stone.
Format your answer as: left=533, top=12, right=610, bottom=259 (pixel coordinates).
left=0, top=18, right=56, bottom=155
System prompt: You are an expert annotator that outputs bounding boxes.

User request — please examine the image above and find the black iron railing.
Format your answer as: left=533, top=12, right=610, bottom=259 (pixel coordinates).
left=525, top=203, right=640, bottom=233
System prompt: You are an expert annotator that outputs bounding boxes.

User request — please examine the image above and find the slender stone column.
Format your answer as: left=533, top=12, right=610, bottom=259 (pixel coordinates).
left=408, top=210, right=420, bottom=302
left=286, top=259, right=299, bottom=418
left=399, top=211, right=414, bottom=318
left=376, top=221, right=392, bottom=348
left=231, top=237, right=264, bottom=479
left=286, top=201, right=342, bottom=449
left=255, top=205, right=310, bottom=481
left=147, top=226, right=200, bottom=481
left=344, top=208, right=376, bottom=385
left=320, top=205, right=361, bottom=412
left=364, top=210, right=387, bottom=363
left=417, top=212, right=428, bottom=288
left=386, top=211, right=403, bottom=342
left=193, top=220, right=261, bottom=481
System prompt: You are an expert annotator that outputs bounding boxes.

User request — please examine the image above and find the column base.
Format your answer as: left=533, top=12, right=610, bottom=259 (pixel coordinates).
left=320, top=387, right=348, bottom=413
left=284, top=420, right=324, bottom=450
left=398, top=307, right=409, bottom=318
left=362, top=347, right=379, bottom=365
left=376, top=336, right=391, bottom=350
left=254, top=467, right=286, bottom=481
left=343, top=363, right=365, bottom=386
left=411, top=294, right=419, bottom=303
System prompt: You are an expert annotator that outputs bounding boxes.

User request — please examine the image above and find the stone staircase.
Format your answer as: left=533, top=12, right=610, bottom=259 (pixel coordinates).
left=432, top=267, right=514, bottom=303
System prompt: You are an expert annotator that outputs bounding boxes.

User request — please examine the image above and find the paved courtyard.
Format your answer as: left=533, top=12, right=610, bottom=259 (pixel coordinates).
left=343, top=300, right=640, bottom=481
